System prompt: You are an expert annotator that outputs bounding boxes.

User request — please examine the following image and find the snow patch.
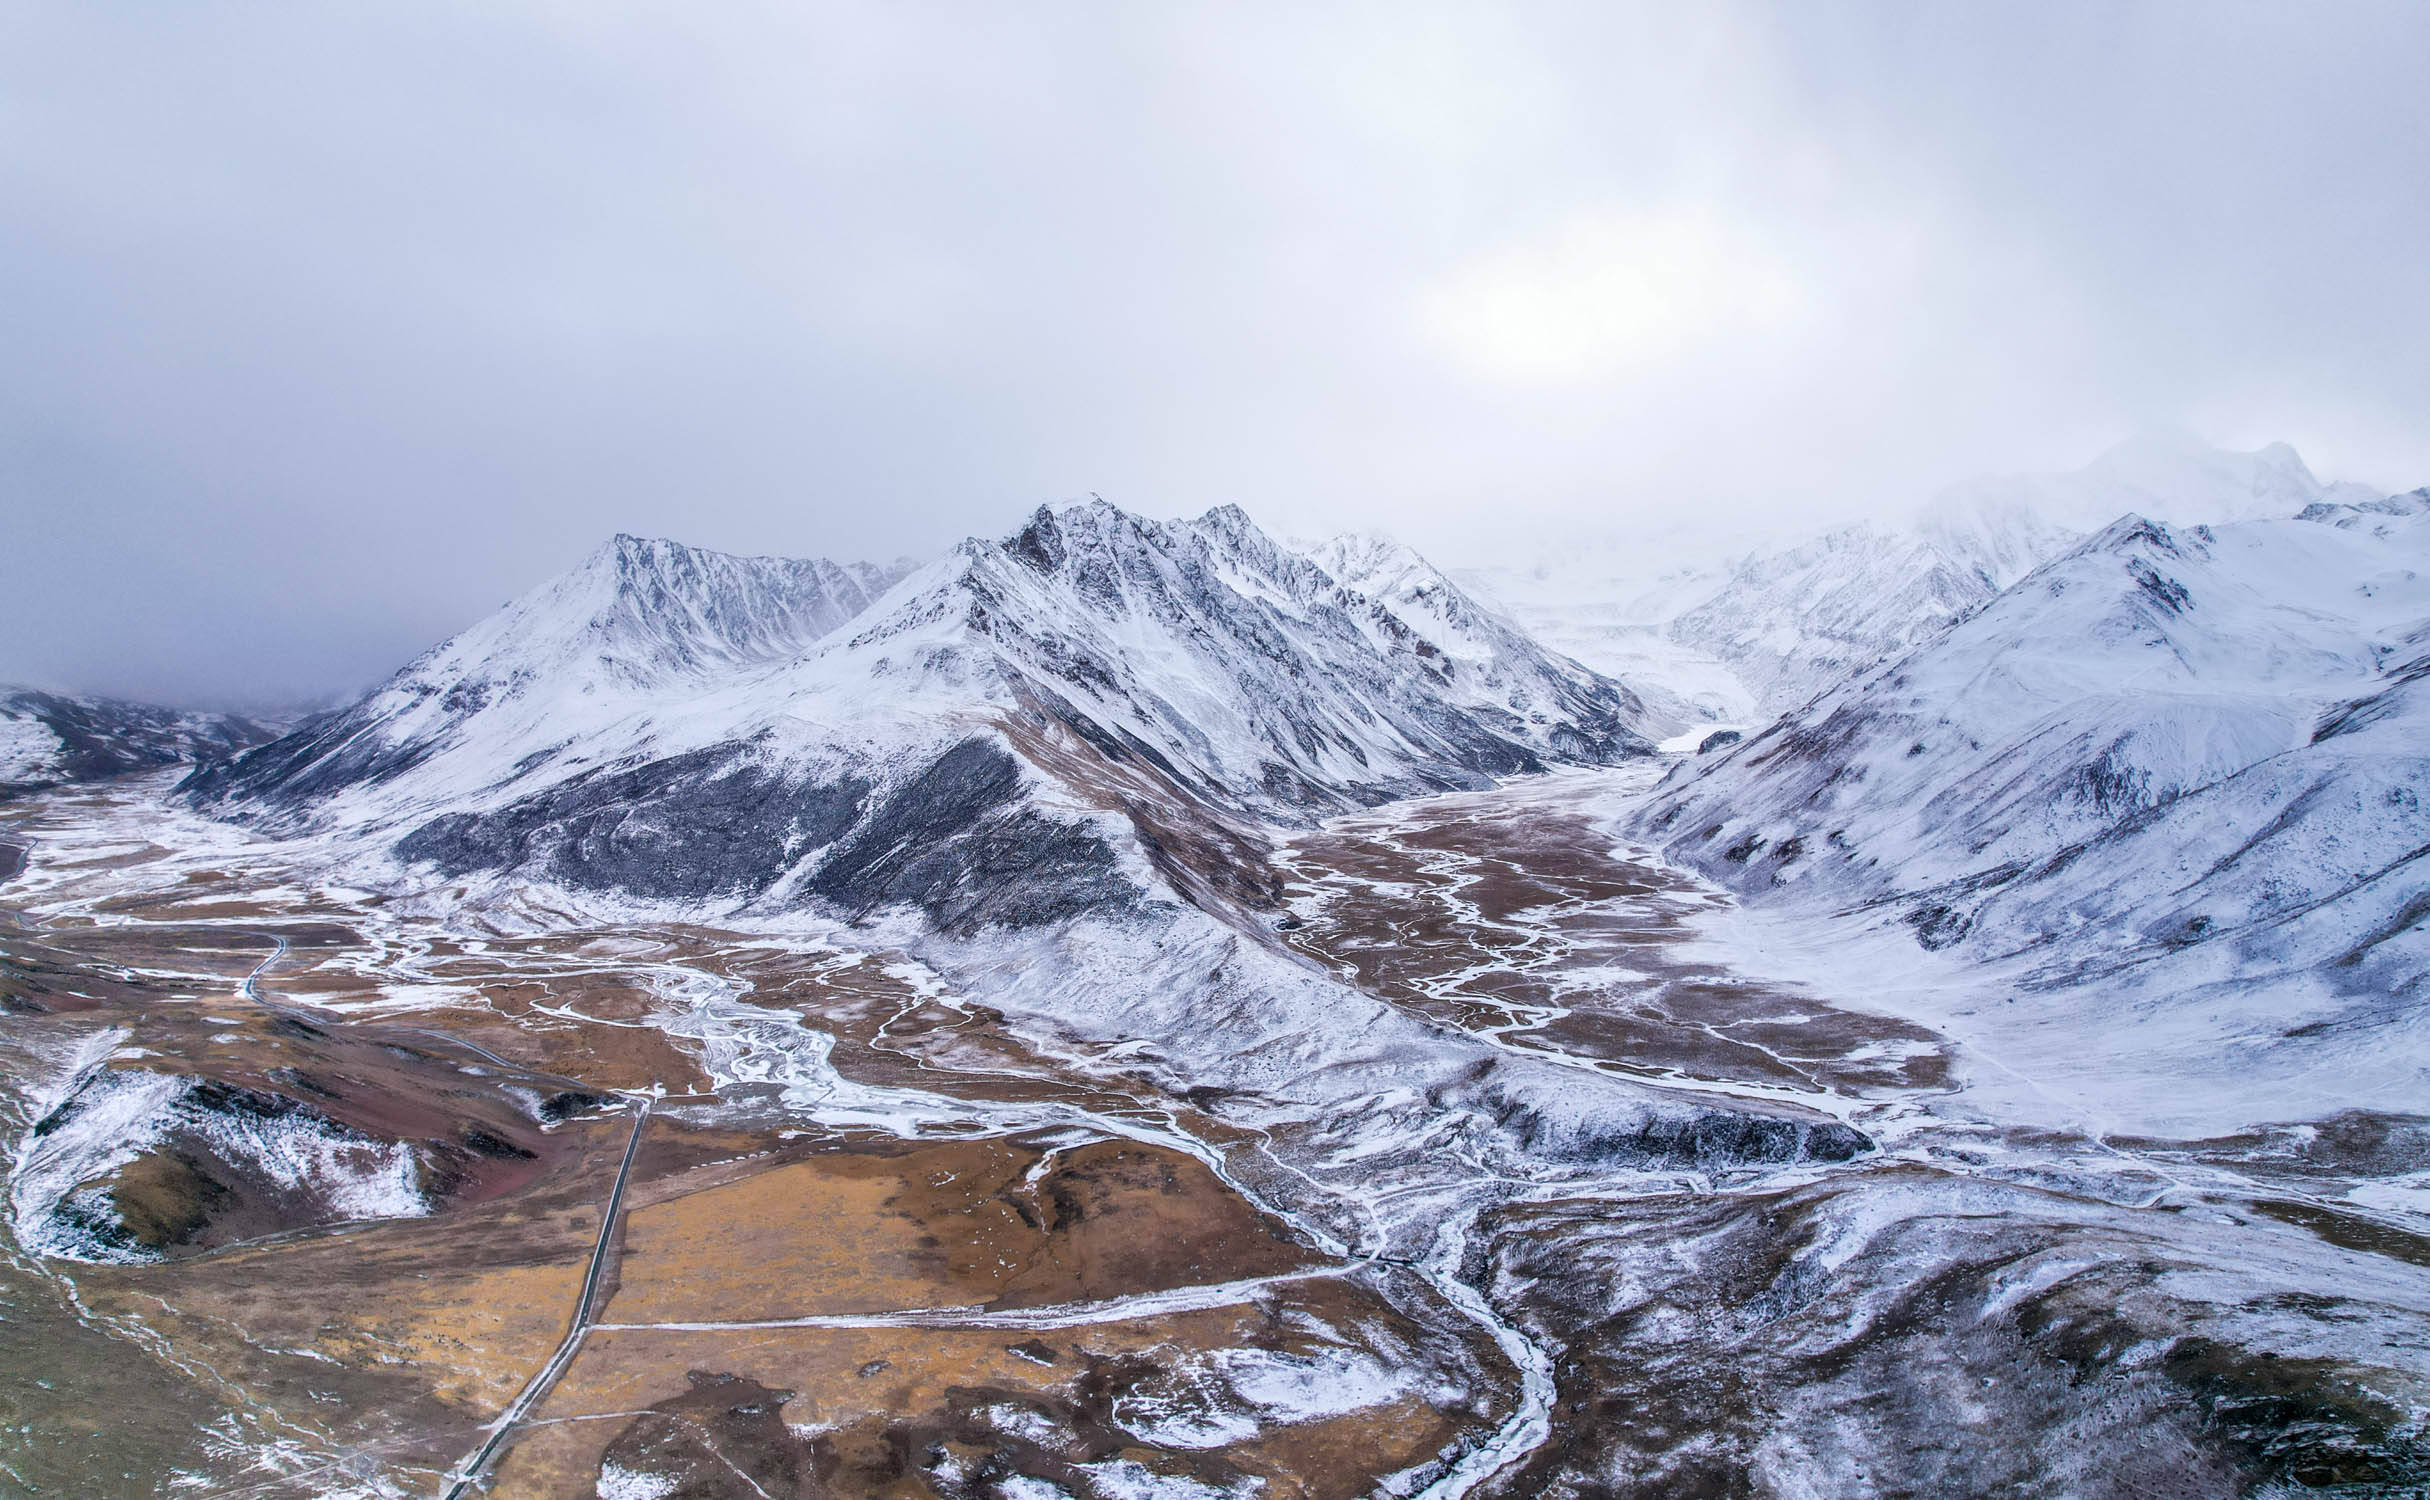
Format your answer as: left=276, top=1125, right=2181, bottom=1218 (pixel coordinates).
left=595, top=1462, right=679, bottom=1500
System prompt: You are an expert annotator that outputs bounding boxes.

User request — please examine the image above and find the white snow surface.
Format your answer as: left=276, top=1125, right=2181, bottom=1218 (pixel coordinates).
left=8, top=1048, right=430, bottom=1264
left=0, top=711, right=65, bottom=783
left=1460, top=432, right=2374, bottom=727
left=1113, top=1339, right=1420, bottom=1450
left=189, top=503, right=1652, bottom=926
left=594, top=1463, right=679, bottom=1500
left=1632, top=492, right=2430, bottom=1134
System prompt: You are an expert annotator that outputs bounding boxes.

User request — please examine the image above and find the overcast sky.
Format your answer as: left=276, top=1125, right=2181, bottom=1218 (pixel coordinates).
left=6, top=1, right=2428, bottom=706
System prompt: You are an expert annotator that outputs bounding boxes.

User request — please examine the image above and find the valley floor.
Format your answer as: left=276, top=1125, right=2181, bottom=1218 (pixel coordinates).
left=0, top=768, right=2425, bottom=1497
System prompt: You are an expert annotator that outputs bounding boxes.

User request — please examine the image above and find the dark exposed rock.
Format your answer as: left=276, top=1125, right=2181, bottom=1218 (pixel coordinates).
left=395, top=742, right=872, bottom=904
left=386, top=734, right=1137, bottom=933
left=188, top=507, right=1653, bottom=939
left=540, top=1089, right=617, bottom=1123
left=1485, top=1083, right=1872, bottom=1171
left=806, top=738, right=1138, bottom=934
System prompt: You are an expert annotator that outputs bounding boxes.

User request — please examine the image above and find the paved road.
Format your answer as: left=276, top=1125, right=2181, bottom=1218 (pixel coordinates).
left=439, top=1095, right=652, bottom=1499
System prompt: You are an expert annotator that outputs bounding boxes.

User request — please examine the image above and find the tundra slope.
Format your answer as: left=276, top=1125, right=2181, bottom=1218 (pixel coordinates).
left=1637, top=491, right=2430, bottom=1128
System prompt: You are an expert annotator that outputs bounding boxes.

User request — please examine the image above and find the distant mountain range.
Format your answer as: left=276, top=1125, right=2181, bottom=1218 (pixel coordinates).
left=32, top=432, right=2425, bottom=1037
left=1460, top=431, right=2381, bottom=735
left=0, top=686, right=274, bottom=799
left=10, top=438, right=2426, bottom=1498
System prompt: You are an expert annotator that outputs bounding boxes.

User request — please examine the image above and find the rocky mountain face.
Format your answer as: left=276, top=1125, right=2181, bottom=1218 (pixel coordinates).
left=0, top=687, right=275, bottom=798
left=186, top=502, right=1653, bottom=930
left=1296, top=529, right=1666, bottom=741
left=1635, top=492, right=2430, bottom=1014
left=174, top=501, right=1852, bottom=1236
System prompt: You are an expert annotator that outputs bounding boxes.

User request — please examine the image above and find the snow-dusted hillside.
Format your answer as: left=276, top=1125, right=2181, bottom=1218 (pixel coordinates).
left=1, top=687, right=274, bottom=798
left=1467, top=433, right=2374, bottom=726
left=188, top=534, right=915, bottom=807
left=1295, top=530, right=1670, bottom=735
left=189, top=503, right=1652, bottom=929
left=1636, top=492, right=2430, bottom=1019
left=1663, top=522, right=1997, bottom=718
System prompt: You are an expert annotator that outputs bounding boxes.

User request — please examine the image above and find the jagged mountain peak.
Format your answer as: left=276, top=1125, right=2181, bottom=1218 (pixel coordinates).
left=2067, top=510, right=2184, bottom=557
left=976, top=498, right=1360, bottom=632
left=189, top=497, right=1655, bottom=928
left=932, top=500, right=1653, bottom=805
left=1301, top=530, right=1439, bottom=595
left=182, top=535, right=924, bottom=827
left=435, top=532, right=919, bottom=698
left=1299, top=530, right=1564, bottom=668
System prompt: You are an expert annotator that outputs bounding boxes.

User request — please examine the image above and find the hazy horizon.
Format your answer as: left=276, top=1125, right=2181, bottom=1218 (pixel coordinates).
left=8, top=2, right=2428, bottom=707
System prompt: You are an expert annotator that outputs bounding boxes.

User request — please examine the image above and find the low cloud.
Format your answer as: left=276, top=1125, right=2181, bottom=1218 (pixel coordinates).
left=3, top=1, right=2425, bottom=704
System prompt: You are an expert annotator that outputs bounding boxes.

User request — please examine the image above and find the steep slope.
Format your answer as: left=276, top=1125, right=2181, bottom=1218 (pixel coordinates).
left=1295, top=530, right=1664, bottom=739
left=1636, top=494, right=2430, bottom=1010
left=1664, top=523, right=1996, bottom=717
left=1, top=687, right=275, bottom=798
left=177, top=502, right=1849, bottom=1213
left=1470, top=434, right=2373, bottom=724
left=1449, top=542, right=1756, bottom=738
left=189, top=503, right=1653, bottom=931
left=184, top=534, right=915, bottom=815
left=1670, top=434, right=2374, bottom=716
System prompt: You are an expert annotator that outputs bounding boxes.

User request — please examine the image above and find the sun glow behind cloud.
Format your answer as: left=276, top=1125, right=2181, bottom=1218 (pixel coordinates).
left=1419, top=208, right=1805, bottom=384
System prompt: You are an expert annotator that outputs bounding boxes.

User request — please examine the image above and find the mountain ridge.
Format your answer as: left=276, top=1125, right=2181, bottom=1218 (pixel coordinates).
left=1, top=687, right=276, bottom=799
left=185, top=500, right=1655, bottom=933
left=1463, top=432, right=2376, bottom=728
left=1632, top=494, right=2430, bottom=1015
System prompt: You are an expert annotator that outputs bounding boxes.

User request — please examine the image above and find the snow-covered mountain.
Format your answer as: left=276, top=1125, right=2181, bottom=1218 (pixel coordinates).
left=1465, top=433, right=2374, bottom=728
left=1663, top=523, right=2000, bottom=720
left=1634, top=490, right=2430, bottom=1014
left=1926, top=430, right=2382, bottom=577
left=190, top=534, right=917, bottom=809
left=1294, top=529, right=1672, bottom=730
left=0, top=687, right=275, bottom=798
left=189, top=502, right=1652, bottom=929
